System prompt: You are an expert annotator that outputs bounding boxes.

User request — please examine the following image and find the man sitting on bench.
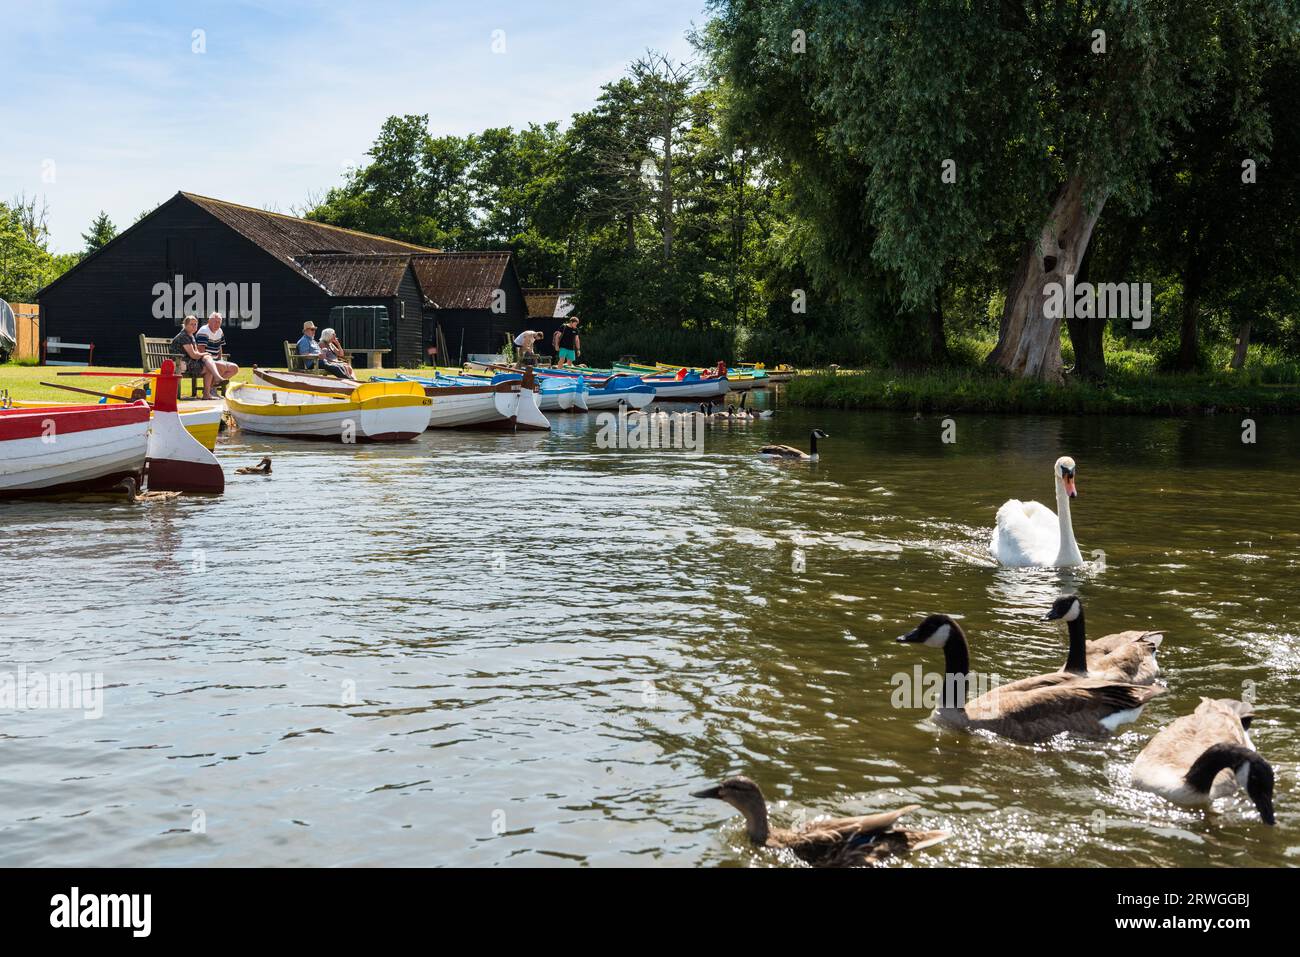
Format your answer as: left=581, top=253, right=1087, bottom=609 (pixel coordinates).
left=296, top=320, right=322, bottom=369
left=195, top=312, right=240, bottom=399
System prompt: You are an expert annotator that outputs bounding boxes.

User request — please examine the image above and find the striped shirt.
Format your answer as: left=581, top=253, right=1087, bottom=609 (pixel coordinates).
left=195, top=324, right=224, bottom=357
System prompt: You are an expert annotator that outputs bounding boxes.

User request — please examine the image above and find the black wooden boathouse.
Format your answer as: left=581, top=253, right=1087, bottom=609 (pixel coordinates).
left=37, top=192, right=532, bottom=368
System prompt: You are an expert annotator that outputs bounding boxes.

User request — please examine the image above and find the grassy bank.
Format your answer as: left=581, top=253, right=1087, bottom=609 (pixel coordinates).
left=786, top=367, right=1300, bottom=415
left=0, top=365, right=263, bottom=403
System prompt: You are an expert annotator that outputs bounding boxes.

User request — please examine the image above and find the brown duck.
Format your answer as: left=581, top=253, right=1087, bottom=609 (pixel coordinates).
left=896, top=614, right=1165, bottom=743
left=692, top=776, right=948, bottom=867
left=235, top=456, right=272, bottom=475
left=1045, top=596, right=1163, bottom=684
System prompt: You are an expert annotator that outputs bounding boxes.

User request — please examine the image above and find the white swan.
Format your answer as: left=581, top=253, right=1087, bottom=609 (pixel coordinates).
left=989, top=456, right=1084, bottom=567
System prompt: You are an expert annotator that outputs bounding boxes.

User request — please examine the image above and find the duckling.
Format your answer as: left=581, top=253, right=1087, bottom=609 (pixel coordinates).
left=692, top=776, right=948, bottom=867
left=759, top=429, right=828, bottom=461
left=1131, top=698, right=1275, bottom=824
left=235, top=456, right=273, bottom=476
left=896, top=614, right=1165, bottom=743
left=1044, top=596, right=1163, bottom=684
left=116, top=477, right=181, bottom=502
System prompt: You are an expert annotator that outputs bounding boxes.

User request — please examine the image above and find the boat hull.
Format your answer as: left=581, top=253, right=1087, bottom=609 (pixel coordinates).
left=225, top=382, right=431, bottom=441
left=0, top=403, right=150, bottom=498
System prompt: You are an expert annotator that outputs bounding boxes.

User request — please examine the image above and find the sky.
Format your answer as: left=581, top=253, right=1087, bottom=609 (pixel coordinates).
left=0, top=0, right=707, bottom=253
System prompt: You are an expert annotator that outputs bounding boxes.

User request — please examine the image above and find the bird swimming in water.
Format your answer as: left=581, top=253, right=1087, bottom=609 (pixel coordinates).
left=235, top=456, right=273, bottom=475
left=692, top=776, right=948, bottom=867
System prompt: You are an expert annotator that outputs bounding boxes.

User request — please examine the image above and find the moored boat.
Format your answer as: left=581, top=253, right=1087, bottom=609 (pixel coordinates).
left=0, top=402, right=151, bottom=498
left=225, top=381, right=431, bottom=441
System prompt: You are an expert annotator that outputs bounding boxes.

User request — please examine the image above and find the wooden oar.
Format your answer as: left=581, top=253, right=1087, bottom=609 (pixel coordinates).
left=41, top=381, right=143, bottom=403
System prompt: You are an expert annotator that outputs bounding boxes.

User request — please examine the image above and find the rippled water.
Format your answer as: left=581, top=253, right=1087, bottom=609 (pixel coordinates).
left=2, top=393, right=1297, bottom=867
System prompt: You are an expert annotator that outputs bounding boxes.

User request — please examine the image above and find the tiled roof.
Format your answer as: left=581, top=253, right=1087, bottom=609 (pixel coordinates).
left=295, top=254, right=412, bottom=297
left=182, top=193, right=437, bottom=279
left=410, top=252, right=512, bottom=310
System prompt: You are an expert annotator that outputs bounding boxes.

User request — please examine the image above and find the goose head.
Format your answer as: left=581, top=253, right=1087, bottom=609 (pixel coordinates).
left=1239, top=753, right=1277, bottom=825
left=811, top=429, right=829, bottom=440
left=1043, top=595, right=1082, bottom=622
left=897, top=614, right=959, bottom=648
left=1054, top=456, right=1078, bottom=498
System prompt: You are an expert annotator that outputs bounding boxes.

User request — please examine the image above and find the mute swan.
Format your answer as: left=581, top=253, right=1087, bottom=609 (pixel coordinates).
left=990, top=456, right=1084, bottom=567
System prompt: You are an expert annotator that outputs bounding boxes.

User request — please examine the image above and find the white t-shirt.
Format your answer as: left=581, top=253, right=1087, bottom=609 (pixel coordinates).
left=196, top=324, right=225, bottom=355
left=514, top=331, right=535, bottom=347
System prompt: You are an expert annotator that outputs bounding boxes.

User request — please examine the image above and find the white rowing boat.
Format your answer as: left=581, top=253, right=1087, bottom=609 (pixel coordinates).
left=225, top=381, right=431, bottom=441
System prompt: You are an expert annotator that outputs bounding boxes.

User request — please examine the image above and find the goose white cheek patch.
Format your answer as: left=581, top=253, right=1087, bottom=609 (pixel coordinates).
left=1063, top=601, right=1081, bottom=622
left=924, top=624, right=951, bottom=647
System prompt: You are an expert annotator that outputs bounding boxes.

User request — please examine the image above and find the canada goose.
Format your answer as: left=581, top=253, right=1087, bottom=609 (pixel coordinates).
left=759, top=429, right=828, bottom=462
left=990, top=456, right=1084, bottom=567
left=895, top=614, right=1165, bottom=743
left=1044, top=596, right=1163, bottom=685
left=235, top=456, right=273, bottom=476
left=1131, top=698, right=1275, bottom=824
left=116, top=477, right=181, bottom=502
left=692, top=776, right=948, bottom=867
left=735, top=392, right=774, bottom=419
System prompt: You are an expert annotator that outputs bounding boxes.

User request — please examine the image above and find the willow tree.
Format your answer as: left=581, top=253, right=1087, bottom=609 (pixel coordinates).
left=706, top=0, right=1298, bottom=381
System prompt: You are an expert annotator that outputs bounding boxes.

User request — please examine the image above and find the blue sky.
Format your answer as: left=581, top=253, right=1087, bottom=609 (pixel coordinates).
left=0, top=0, right=707, bottom=252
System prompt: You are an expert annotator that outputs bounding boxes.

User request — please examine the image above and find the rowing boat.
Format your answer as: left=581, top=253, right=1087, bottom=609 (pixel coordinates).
left=11, top=398, right=224, bottom=451
left=1, top=361, right=225, bottom=497
left=225, top=381, right=431, bottom=441
left=614, top=361, right=766, bottom=390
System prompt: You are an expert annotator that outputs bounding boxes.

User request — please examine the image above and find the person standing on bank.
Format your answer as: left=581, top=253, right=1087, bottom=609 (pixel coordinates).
left=194, top=312, right=240, bottom=399
left=554, top=317, right=581, bottom=368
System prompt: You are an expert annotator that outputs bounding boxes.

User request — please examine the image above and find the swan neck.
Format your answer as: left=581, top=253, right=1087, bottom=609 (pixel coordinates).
left=1064, top=612, right=1089, bottom=675
left=1054, top=480, right=1081, bottom=564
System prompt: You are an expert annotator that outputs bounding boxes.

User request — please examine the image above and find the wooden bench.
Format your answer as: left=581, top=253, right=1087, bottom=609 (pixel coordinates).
left=141, top=334, right=226, bottom=399
left=284, top=341, right=390, bottom=370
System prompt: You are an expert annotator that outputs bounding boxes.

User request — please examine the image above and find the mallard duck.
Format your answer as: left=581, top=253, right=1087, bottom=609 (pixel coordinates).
left=692, top=776, right=948, bottom=867
left=235, top=456, right=273, bottom=475
left=895, top=614, right=1165, bottom=743
left=759, top=429, right=828, bottom=461
left=1131, top=698, right=1275, bottom=824
left=116, top=477, right=181, bottom=502
left=1044, top=596, right=1163, bottom=684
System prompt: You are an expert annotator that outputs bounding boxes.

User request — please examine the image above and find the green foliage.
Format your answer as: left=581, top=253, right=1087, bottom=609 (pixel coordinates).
left=0, top=197, right=72, bottom=301
left=81, top=211, right=117, bottom=258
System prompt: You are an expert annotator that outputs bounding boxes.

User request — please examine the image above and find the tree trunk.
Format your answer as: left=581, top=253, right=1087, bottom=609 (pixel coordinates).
left=661, top=116, right=674, bottom=260
left=1230, top=319, right=1252, bottom=370
left=988, top=176, right=1108, bottom=384
left=929, top=291, right=949, bottom=364
left=1175, top=261, right=1202, bottom=371
left=1064, top=248, right=1106, bottom=380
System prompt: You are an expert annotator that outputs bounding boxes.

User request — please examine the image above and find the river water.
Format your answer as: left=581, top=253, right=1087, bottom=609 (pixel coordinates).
left=1, top=393, right=1296, bottom=866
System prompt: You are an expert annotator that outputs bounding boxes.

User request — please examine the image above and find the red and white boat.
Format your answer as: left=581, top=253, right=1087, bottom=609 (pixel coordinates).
left=0, top=360, right=224, bottom=498
left=0, top=402, right=152, bottom=497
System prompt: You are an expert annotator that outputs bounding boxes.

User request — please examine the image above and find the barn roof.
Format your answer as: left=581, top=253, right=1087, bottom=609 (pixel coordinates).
left=523, top=288, right=575, bottom=319
left=183, top=193, right=436, bottom=270
left=295, top=253, right=413, bottom=297
left=410, top=252, right=514, bottom=310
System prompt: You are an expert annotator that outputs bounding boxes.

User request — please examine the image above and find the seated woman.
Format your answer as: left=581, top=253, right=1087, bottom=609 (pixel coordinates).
left=318, top=328, right=355, bottom=378
left=170, top=315, right=222, bottom=395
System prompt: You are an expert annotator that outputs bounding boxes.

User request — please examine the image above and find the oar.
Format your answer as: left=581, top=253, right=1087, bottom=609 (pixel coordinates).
left=41, top=381, right=143, bottom=403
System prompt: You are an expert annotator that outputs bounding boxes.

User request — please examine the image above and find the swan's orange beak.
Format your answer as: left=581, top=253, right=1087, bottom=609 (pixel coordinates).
left=1063, top=475, right=1077, bottom=498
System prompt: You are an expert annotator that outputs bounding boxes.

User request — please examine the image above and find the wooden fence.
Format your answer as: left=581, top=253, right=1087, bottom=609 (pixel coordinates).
left=10, top=303, right=39, bottom=360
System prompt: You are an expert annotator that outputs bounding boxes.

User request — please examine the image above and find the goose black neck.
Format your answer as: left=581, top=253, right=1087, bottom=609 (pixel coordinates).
left=939, top=626, right=972, bottom=708
left=1063, top=609, right=1088, bottom=675
left=809, top=432, right=818, bottom=456
left=1184, top=743, right=1253, bottom=794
